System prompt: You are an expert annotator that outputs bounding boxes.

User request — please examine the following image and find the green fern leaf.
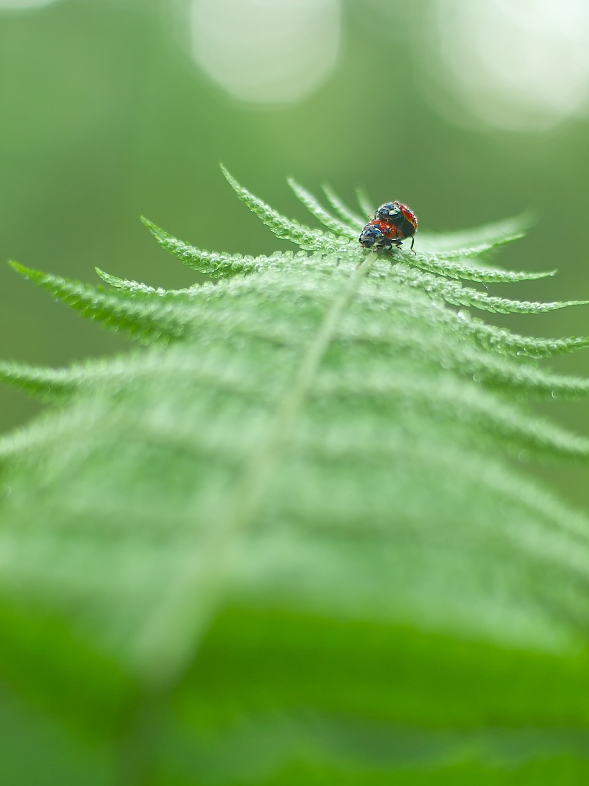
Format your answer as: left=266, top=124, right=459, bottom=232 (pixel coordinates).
left=1, top=170, right=589, bottom=783
left=140, top=215, right=292, bottom=278
left=355, top=185, right=375, bottom=218
left=321, top=184, right=365, bottom=229
left=418, top=211, right=534, bottom=252
left=9, top=262, right=189, bottom=343
left=287, top=178, right=358, bottom=239
left=221, top=165, right=352, bottom=252
left=409, top=246, right=552, bottom=282
left=95, top=267, right=167, bottom=295
left=392, top=263, right=588, bottom=314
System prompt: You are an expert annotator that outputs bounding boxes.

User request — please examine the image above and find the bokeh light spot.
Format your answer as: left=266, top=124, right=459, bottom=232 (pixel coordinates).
left=424, top=0, right=589, bottom=132
left=190, top=0, right=341, bottom=106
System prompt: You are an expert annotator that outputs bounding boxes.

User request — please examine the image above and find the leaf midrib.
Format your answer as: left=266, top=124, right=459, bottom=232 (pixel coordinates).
left=131, top=255, right=375, bottom=689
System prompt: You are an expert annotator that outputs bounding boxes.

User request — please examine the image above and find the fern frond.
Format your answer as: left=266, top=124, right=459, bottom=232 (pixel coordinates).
left=355, top=186, right=374, bottom=218
left=408, top=247, right=552, bottom=283
left=361, top=273, right=589, bottom=359
left=391, top=263, right=588, bottom=314
left=95, top=268, right=165, bottom=295
left=0, top=355, right=148, bottom=401
left=9, top=262, right=189, bottom=343
left=418, top=211, right=534, bottom=253
left=321, top=185, right=365, bottom=229
left=455, top=316, right=589, bottom=360
left=140, top=217, right=269, bottom=278
left=287, top=178, right=358, bottom=239
left=0, top=361, right=79, bottom=400
left=221, top=166, right=351, bottom=253
left=315, top=367, right=589, bottom=461
left=337, top=308, right=589, bottom=399
left=2, top=173, right=589, bottom=786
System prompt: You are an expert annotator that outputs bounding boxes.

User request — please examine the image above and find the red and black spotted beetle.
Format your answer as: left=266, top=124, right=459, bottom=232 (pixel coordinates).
left=359, top=201, right=418, bottom=252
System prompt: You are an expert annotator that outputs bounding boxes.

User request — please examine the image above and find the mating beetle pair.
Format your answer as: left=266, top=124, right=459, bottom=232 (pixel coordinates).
left=359, top=201, right=418, bottom=252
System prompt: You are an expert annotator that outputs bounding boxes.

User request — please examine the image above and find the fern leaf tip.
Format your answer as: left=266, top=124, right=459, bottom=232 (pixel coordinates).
left=141, top=216, right=169, bottom=242
left=94, top=267, right=115, bottom=285
left=9, top=261, right=41, bottom=280
left=219, top=163, right=235, bottom=184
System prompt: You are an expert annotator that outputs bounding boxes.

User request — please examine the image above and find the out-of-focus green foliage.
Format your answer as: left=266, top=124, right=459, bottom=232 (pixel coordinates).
left=1, top=173, right=589, bottom=783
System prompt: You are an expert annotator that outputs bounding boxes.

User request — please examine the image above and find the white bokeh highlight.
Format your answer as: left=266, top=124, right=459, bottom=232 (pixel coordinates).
left=190, top=0, right=341, bottom=105
left=429, top=0, right=589, bottom=131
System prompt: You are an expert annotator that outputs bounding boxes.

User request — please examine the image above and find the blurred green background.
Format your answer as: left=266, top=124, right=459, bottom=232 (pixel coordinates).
left=2, top=0, right=589, bottom=515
